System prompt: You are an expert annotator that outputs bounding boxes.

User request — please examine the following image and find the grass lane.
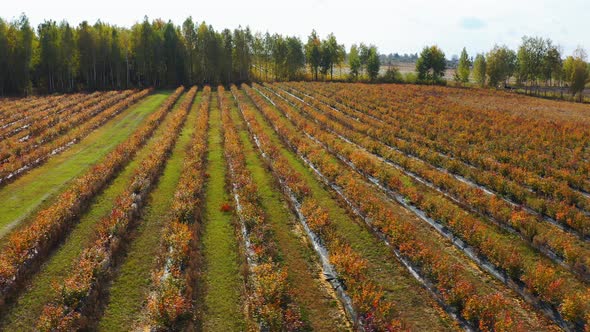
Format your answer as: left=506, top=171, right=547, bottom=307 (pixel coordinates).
left=240, top=88, right=457, bottom=331
left=0, top=92, right=170, bottom=240
left=200, top=92, right=245, bottom=331
left=97, top=92, right=201, bottom=330
left=227, top=91, right=350, bottom=331
left=0, top=91, right=180, bottom=330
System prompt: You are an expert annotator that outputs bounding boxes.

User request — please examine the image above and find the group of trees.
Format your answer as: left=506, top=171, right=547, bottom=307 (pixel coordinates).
left=0, top=16, right=34, bottom=95
left=250, top=30, right=360, bottom=82
left=1, top=14, right=588, bottom=97
left=304, top=30, right=345, bottom=80
left=0, top=15, right=258, bottom=95
left=348, top=43, right=381, bottom=81
left=411, top=37, right=588, bottom=100
left=1, top=14, right=375, bottom=95
left=250, top=32, right=305, bottom=81
left=454, top=36, right=589, bottom=100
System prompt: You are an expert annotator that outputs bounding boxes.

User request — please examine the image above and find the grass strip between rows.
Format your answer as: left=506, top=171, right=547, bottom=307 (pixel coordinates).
left=228, top=92, right=353, bottom=331
left=142, top=86, right=210, bottom=330
left=221, top=87, right=307, bottom=330
left=200, top=92, right=246, bottom=331
left=234, top=84, right=411, bottom=331
left=245, top=83, right=558, bottom=331
left=97, top=90, right=204, bottom=330
left=258, top=83, right=589, bottom=330
left=0, top=88, right=153, bottom=185
left=36, top=87, right=196, bottom=330
left=0, top=87, right=181, bottom=311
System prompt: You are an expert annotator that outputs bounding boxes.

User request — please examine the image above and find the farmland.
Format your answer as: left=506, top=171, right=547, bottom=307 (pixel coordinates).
left=0, top=83, right=589, bottom=332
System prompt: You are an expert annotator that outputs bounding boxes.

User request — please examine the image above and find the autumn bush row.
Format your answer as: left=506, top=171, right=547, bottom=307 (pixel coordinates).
left=146, top=86, right=210, bottom=330
left=261, top=83, right=590, bottom=329
left=0, top=88, right=151, bottom=185
left=269, top=83, right=590, bottom=280
left=248, top=83, right=578, bottom=331
left=317, top=82, right=590, bottom=207
left=236, top=83, right=422, bottom=331
left=0, top=92, right=101, bottom=139
left=0, top=93, right=71, bottom=126
left=301, top=82, right=590, bottom=195
left=1, top=91, right=111, bottom=144
left=0, top=90, right=126, bottom=160
left=0, top=94, right=64, bottom=120
left=37, top=86, right=196, bottom=331
left=0, top=87, right=178, bottom=310
left=286, top=82, right=590, bottom=238
left=221, top=87, right=305, bottom=330
left=0, top=90, right=129, bottom=159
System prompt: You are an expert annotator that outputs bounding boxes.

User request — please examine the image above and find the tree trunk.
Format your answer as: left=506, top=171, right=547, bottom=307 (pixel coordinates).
left=126, top=55, right=130, bottom=89
left=330, top=64, right=333, bottom=81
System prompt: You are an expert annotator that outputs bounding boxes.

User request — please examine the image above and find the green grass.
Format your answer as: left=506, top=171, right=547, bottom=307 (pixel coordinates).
left=0, top=91, right=172, bottom=240
left=201, top=92, right=245, bottom=332
left=98, top=92, right=201, bottom=331
left=0, top=91, right=179, bottom=330
left=227, top=91, right=350, bottom=331
left=240, top=88, right=456, bottom=331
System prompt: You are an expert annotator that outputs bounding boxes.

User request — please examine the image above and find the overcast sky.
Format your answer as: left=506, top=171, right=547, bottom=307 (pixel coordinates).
left=3, top=0, right=588, bottom=57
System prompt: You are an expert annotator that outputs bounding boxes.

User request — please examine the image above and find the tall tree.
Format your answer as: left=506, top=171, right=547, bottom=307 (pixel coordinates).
left=472, top=53, right=487, bottom=87
left=60, top=22, right=77, bottom=91
left=38, top=20, right=60, bottom=92
left=263, top=32, right=273, bottom=80
left=118, top=28, right=132, bottom=88
left=0, top=19, right=9, bottom=95
left=563, top=48, right=589, bottom=101
left=543, top=44, right=562, bottom=86
left=163, top=21, right=185, bottom=86
left=182, top=17, right=197, bottom=84
left=455, top=47, right=471, bottom=85
left=78, top=21, right=96, bottom=88
left=251, top=32, right=265, bottom=80
left=232, top=27, right=251, bottom=82
left=5, top=15, right=35, bottom=95
left=272, top=34, right=287, bottom=80
left=220, top=28, right=233, bottom=83
left=319, top=33, right=343, bottom=80
left=416, top=45, right=446, bottom=83
left=486, top=45, right=517, bottom=87
left=359, top=43, right=369, bottom=75
left=348, top=44, right=361, bottom=80
left=517, top=36, right=551, bottom=92
left=366, top=46, right=380, bottom=82
left=305, top=30, right=321, bottom=80
left=285, top=36, right=305, bottom=80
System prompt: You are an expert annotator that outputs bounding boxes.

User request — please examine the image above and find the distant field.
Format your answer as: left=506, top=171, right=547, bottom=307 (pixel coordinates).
left=316, top=62, right=458, bottom=80
left=0, top=83, right=589, bottom=331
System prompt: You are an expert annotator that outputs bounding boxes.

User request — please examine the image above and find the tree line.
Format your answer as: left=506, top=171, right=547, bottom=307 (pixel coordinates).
left=0, top=15, right=255, bottom=95
left=0, top=14, right=381, bottom=96
left=1, top=14, right=588, bottom=99
left=414, top=37, right=589, bottom=101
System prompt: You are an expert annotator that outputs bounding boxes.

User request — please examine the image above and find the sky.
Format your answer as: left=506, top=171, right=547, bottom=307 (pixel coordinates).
left=3, top=0, right=589, bottom=58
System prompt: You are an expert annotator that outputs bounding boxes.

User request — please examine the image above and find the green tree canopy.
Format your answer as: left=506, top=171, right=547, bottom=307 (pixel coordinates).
left=486, top=45, right=517, bottom=87
left=563, top=48, right=589, bottom=101
left=305, top=30, right=321, bottom=80
left=416, top=45, right=446, bottom=83
left=517, top=36, right=550, bottom=86
left=455, top=47, right=471, bottom=84
left=366, top=46, right=380, bottom=82
left=472, top=53, right=487, bottom=87
left=348, top=44, right=361, bottom=80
